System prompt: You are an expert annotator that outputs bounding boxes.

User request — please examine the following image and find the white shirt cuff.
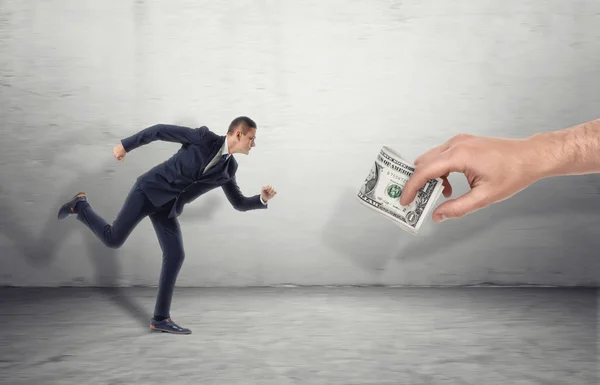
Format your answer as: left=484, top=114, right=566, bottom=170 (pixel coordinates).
left=260, top=195, right=267, bottom=205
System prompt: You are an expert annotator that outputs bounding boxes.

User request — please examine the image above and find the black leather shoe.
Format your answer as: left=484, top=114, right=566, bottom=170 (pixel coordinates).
left=150, top=317, right=192, bottom=334
left=57, top=192, right=87, bottom=220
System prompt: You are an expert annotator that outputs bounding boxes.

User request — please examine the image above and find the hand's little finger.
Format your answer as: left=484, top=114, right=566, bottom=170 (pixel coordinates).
left=432, top=186, right=489, bottom=222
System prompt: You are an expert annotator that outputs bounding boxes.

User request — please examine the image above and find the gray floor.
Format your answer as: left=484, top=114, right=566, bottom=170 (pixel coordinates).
left=0, top=287, right=596, bottom=385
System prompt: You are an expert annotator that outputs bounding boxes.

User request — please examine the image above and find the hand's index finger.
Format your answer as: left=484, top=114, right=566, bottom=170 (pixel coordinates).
left=400, top=157, right=457, bottom=205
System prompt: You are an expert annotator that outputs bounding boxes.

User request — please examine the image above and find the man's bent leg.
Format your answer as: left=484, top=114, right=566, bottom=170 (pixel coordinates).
left=148, top=209, right=190, bottom=334
left=76, top=183, right=155, bottom=248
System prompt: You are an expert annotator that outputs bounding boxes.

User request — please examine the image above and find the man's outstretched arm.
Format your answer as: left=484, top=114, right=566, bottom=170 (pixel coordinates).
left=399, top=117, right=600, bottom=222
left=526, top=118, right=600, bottom=179
left=221, top=176, right=272, bottom=212
left=120, top=124, right=209, bottom=153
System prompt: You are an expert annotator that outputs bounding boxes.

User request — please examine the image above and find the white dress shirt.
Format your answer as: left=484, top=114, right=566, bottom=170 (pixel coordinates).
left=204, top=136, right=231, bottom=172
left=204, top=136, right=267, bottom=205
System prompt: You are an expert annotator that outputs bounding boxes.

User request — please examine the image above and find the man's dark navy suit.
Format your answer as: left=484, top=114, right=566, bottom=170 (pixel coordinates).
left=75, top=123, right=267, bottom=320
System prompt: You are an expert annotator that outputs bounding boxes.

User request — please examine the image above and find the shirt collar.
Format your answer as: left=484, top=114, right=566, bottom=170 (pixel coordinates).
left=222, top=136, right=230, bottom=157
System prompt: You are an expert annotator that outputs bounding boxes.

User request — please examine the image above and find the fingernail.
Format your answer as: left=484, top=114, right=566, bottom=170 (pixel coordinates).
left=434, top=214, right=446, bottom=223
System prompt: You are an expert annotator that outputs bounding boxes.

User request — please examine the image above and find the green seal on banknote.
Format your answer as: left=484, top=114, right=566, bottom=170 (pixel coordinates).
left=386, top=183, right=402, bottom=199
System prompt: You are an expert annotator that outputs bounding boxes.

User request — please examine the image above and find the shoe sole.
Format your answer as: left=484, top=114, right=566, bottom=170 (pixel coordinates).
left=149, top=325, right=192, bottom=335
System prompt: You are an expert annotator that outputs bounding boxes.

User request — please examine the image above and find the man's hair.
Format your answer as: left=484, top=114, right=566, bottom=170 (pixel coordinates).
left=227, top=116, right=257, bottom=134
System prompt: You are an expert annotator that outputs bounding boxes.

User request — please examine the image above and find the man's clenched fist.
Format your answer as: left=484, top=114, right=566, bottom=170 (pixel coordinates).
left=113, top=143, right=126, bottom=162
left=261, top=185, right=277, bottom=202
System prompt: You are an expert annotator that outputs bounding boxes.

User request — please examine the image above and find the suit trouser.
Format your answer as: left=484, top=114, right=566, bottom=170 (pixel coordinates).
left=76, top=182, right=184, bottom=318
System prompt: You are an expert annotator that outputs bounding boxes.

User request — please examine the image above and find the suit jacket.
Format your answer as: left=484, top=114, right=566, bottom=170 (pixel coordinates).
left=120, top=123, right=267, bottom=218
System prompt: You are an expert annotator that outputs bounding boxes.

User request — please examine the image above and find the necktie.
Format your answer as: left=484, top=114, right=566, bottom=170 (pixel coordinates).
left=218, top=154, right=229, bottom=167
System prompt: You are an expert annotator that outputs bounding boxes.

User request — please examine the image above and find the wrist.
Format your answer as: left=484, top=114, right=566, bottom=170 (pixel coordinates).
left=522, top=130, right=567, bottom=181
left=524, top=119, right=600, bottom=179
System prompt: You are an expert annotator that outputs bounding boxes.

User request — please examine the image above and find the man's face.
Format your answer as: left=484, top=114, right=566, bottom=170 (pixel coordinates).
left=237, top=127, right=256, bottom=154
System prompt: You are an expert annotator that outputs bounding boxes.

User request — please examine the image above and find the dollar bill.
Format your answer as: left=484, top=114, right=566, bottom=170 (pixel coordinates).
left=356, top=146, right=444, bottom=235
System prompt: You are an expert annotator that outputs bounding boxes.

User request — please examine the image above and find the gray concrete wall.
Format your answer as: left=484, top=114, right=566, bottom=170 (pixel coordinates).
left=1, top=0, right=599, bottom=287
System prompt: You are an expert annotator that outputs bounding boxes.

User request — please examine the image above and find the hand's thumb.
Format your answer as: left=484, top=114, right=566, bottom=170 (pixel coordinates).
left=432, top=187, right=489, bottom=222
